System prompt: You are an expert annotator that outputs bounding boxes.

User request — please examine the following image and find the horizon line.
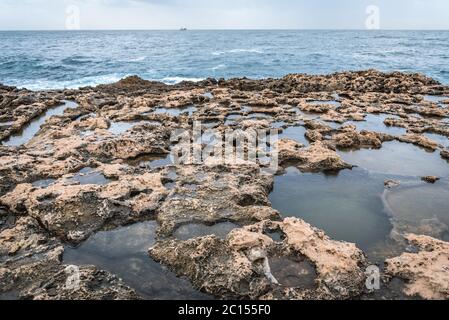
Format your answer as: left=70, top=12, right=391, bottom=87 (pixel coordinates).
left=1, top=28, right=449, bottom=32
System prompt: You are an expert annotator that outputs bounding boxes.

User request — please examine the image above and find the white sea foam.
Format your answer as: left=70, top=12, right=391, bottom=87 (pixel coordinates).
left=160, top=77, right=204, bottom=84
left=211, top=64, right=227, bottom=71
left=13, top=74, right=129, bottom=91
left=212, top=48, right=263, bottom=56
left=123, top=56, right=146, bottom=62
left=7, top=75, right=207, bottom=90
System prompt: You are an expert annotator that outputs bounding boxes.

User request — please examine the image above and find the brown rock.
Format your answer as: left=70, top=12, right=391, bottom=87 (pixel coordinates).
left=149, top=218, right=367, bottom=300
left=277, top=140, right=352, bottom=172
left=385, top=234, right=449, bottom=300
left=421, top=176, right=440, bottom=184
left=156, top=165, right=279, bottom=236
left=397, top=134, right=441, bottom=151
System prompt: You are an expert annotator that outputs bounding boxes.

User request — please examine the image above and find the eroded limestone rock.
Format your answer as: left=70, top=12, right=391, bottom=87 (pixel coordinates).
left=385, top=234, right=449, bottom=300
left=22, top=265, right=141, bottom=300
left=0, top=166, right=167, bottom=244
left=150, top=218, right=367, bottom=300
left=156, top=165, right=279, bottom=236
left=332, top=125, right=393, bottom=149
left=277, top=139, right=352, bottom=172
left=397, top=134, right=441, bottom=151
left=0, top=216, right=140, bottom=300
left=1, top=71, right=449, bottom=300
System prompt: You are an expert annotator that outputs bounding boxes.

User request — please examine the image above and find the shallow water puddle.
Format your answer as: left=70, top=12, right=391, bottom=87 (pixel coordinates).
left=347, top=114, right=406, bottom=136
left=225, top=113, right=243, bottom=125
left=63, top=221, right=210, bottom=299
left=225, top=112, right=274, bottom=125
left=331, top=93, right=341, bottom=100
left=201, top=121, right=220, bottom=129
left=308, top=100, right=340, bottom=107
left=424, top=95, right=448, bottom=106
left=338, top=141, right=449, bottom=177
left=362, top=278, right=421, bottom=300
left=127, top=154, right=172, bottom=169
left=0, top=121, right=14, bottom=128
left=424, top=132, right=449, bottom=148
left=294, top=108, right=320, bottom=120
left=80, top=130, right=95, bottom=137
left=0, top=290, right=20, bottom=300
left=203, top=92, right=214, bottom=99
left=32, top=179, right=56, bottom=188
left=2, top=100, right=78, bottom=146
left=272, top=121, right=287, bottom=129
left=68, top=167, right=111, bottom=185
left=108, top=120, right=161, bottom=135
left=383, top=181, right=449, bottom=241
left=269, top=167, right=393, bottom=253
left=278, top=126, right=309, bottom=146
left=153, top=106, right=197, bottom=117
left=408, top=113, right=423, bottom=118
left=321, top=120, right=341, bottom=129
left=174, top=222, right=239, bottom=241
left=247, top=113, right=272, bottom=120
left=265, top=230, right=285, bottom=242
left=241, top=106, right=252, bottom=113
left=269, top=255, right=317, bottom=289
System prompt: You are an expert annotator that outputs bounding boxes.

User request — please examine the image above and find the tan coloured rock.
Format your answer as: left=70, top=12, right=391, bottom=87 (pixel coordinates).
left=397, top=133, right=441, bottom=151
left=150, top=218, right=367, bottom=300
left=156, top=165, right=279, bottom=236
left=277, top=139, right=352, bottom=172
left=0, top=167, right=166, bottom=244
left=385, top=234, right=449, bottom=300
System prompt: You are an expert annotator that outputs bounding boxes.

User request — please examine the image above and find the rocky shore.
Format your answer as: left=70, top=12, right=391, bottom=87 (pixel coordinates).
left=1, top=70, right=448, bottom=300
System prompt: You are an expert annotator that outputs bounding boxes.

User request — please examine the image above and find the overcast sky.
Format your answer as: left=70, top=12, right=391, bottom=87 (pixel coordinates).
left=0, top=0, right=448, bottom=30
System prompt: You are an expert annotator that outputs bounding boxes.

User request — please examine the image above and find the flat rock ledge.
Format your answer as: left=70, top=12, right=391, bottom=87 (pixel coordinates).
left=149, top=218, right=368, bottom=300
left=0, top=217, right=139, bottom=300
left=385, top=234, right=449, bottom=300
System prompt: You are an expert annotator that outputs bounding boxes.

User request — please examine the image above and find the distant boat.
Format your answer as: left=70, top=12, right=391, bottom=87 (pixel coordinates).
left=180, top=27, right=187, bottom=31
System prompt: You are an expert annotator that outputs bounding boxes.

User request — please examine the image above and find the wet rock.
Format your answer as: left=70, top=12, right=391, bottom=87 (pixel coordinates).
left=441, top=149, right=449, bottom=160
left=397, top=134, right=441, bottom=151
left=86, top=126, right=171, bottom=161
left=332, top=125, right=393, bottom=149
left=0, top=216, right=61, bottom=263
left=156, top=165, right=279, bottom=236
left=300, top=101, right=336, bottom=114
left=0, top=216, right=63, bottom=297
left=222, top=70, right=440, bottom=94
left=277, top=138, right=305, bottom=162
left=0, top=215, right=140, bottom=300
left=384, top=180, right=401, bottom=189
left=385, top=234, right=449, bottom=300
left=0, top=167, right=166, bottom=244
left=421, top=176, right=440, bottom=184
left=0, top=206, right=15, bottom=232
left=277, top=139, right=352, bottom=172
left=149, top=218, right=367, bottom=300
left=22, top=265, right=140, bottom=300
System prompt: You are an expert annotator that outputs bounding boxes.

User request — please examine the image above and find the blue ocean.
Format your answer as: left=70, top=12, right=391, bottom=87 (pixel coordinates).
left=1, top=30, right=449, bottom=90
